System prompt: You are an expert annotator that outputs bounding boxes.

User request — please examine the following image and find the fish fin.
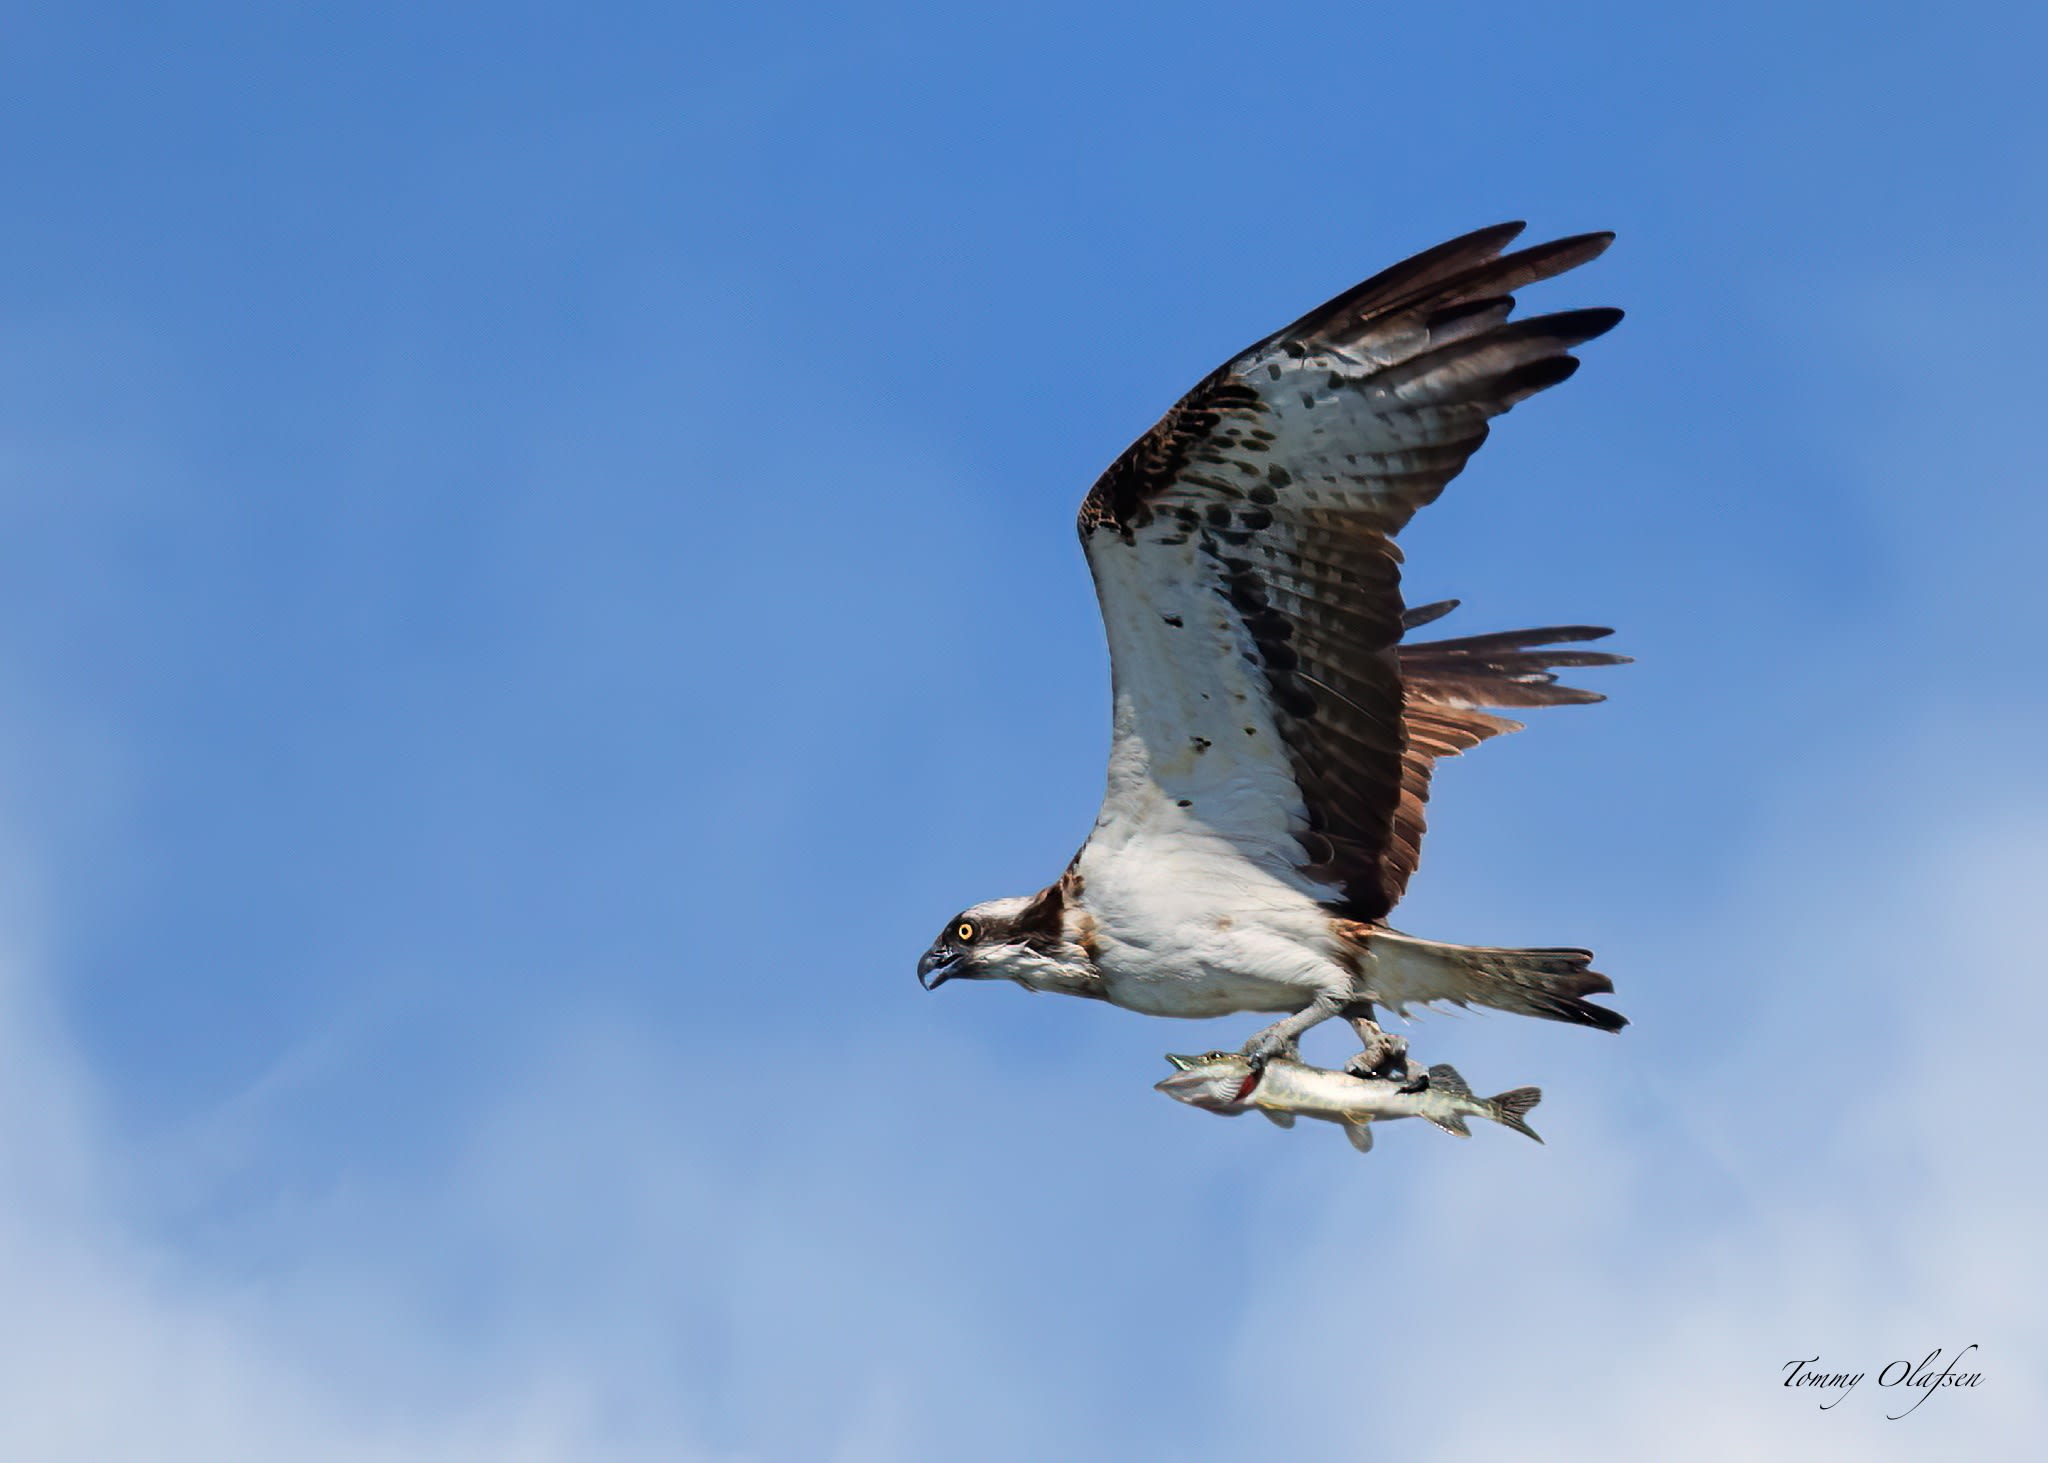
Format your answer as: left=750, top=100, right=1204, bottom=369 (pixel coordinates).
left=1426, top=1063, right=1473, bottom=1098
left=1343, top=1120, right=1375, bottom=1154
left=1261, top=1110, right=1296, bottom=1129
left=1488, top=1086, right=1545, bottom=1143
left=1425, top=1065, right=1474, bottom=1131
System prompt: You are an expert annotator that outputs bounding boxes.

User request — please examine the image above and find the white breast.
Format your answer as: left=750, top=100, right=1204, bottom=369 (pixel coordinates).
left=1075, top=697, right=1354, bottom=1018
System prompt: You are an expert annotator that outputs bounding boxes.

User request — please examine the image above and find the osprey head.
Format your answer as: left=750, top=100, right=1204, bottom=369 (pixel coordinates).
left=916, top=890, right=1088, bottom=993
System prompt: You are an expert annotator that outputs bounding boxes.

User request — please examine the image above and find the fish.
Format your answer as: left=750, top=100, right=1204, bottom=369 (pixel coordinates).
left=1155, top=1051, right=1543, bottom=1154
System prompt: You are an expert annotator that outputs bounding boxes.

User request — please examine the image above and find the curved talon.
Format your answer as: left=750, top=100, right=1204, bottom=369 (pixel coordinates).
left=1239, top=1034, right=1298, bottom=1070
left=1344, top=1029, right=1412, bottom=1083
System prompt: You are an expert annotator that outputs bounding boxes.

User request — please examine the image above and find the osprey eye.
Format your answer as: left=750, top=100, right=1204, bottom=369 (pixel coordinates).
left=956, top=921, right=977, bottom=943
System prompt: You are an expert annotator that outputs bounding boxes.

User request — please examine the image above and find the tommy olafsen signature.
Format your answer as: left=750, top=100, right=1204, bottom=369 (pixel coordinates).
left=1782, top=1346, right=1983, bottom=1419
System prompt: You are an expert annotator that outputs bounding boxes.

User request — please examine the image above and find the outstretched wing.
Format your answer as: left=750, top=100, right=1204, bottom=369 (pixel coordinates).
left=1078, top=224, right=1619, bottom=923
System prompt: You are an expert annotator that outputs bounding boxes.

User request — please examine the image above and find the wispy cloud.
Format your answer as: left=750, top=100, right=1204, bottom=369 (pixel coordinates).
left=1, top=714, right=2040, bottom=1460
left=1215, top=738, right=2047, bottom=1459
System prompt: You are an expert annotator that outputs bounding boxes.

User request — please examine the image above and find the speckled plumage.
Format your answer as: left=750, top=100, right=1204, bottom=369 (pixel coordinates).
left=918, top=223, right=1629, bottom=1063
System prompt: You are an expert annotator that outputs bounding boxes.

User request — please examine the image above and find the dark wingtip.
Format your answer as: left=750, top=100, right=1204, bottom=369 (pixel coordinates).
left=1541, top=305, right=1626, bottom=344
left=1587, top=303, right=1625, bottom=334
left=1490, top=354, right=1580, bottom=403
left=1562, top=229, right=1617, bottom=258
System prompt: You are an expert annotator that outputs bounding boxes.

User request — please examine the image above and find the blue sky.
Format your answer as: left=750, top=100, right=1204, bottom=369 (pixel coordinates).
left=1, top=3, right=2043, bottom=1457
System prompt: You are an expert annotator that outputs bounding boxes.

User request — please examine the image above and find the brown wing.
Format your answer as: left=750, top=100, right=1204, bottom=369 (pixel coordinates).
left=1078, top=224, right=1619, bottom=922
left=1386, top=601, right=1630, bottom=905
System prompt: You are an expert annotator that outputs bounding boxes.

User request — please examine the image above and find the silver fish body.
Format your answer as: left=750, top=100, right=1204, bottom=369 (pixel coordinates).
left=1156, top=1052, right=1542, bottom=1154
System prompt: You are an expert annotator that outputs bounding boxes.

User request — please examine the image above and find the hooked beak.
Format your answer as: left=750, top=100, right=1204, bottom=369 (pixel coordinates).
left=917, top=947, right=963, bottom=990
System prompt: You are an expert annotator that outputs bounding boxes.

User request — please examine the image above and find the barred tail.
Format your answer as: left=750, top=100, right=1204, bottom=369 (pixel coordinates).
left=1363, top=929, right=1628, bottom=1032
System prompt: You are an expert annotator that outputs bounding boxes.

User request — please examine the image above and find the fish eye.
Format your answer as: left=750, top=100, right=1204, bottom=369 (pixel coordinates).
left=955, top=920, right=977, bottom=944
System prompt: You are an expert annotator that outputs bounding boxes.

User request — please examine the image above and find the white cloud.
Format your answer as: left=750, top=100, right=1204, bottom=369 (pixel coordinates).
left=0, top=947, right=653, bottom=1461
left=1212, top=737, right=2048, bottom=1460
left=4, top=741, right=2039, bottom=1460
left=0, top=923, right=1191, bottom=1461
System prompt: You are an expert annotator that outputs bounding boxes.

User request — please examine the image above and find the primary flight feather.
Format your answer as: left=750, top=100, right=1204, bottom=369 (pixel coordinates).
left=917, top=223, right=1628, bottom=1077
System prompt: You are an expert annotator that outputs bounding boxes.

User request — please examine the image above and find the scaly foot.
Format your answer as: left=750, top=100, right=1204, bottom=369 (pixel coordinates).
left=1344, top=1025, right=1411, bottom=1083
left=1238, top=995, right=1344, bottom=1072
left=1239, top=1027, right=1301, bottom=1069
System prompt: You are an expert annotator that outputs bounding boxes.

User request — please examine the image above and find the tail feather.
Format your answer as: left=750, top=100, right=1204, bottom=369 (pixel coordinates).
left=1488, top=1086, right=1545, bottom=1143
left=1400, top=608, right=1630, bottom=714
left=1401, top=598, right=1462, bottom=631
left=1361, top=928, right=1628, bottom=1032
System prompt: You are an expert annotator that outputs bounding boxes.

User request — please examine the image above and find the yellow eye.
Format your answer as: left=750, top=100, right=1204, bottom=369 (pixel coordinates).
left=955, top=921, right=977, bottom=943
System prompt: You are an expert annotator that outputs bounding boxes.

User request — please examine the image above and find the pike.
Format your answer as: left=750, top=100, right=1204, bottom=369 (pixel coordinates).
left=1156, top=1052, right=1543, bottom=1154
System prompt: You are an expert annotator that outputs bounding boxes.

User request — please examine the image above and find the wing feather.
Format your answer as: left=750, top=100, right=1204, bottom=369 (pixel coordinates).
left=1078, top=226, right=1620, bottom=920
left=1381, top=613, right=1629, bottom=903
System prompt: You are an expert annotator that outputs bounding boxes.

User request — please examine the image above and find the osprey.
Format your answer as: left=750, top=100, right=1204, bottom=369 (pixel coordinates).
left=917, top=223, right=1628, bottom=1077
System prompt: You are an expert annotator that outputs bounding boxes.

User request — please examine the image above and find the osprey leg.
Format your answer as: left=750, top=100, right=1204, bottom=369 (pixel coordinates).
left=1238, top=993, right=1345, bottom=1067
left=1342, top=1008, right=1411, bottom=1081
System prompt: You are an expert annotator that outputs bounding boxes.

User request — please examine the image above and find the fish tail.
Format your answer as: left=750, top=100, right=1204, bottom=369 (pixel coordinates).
left=1487, top=1086, right=1544, bottom=1143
